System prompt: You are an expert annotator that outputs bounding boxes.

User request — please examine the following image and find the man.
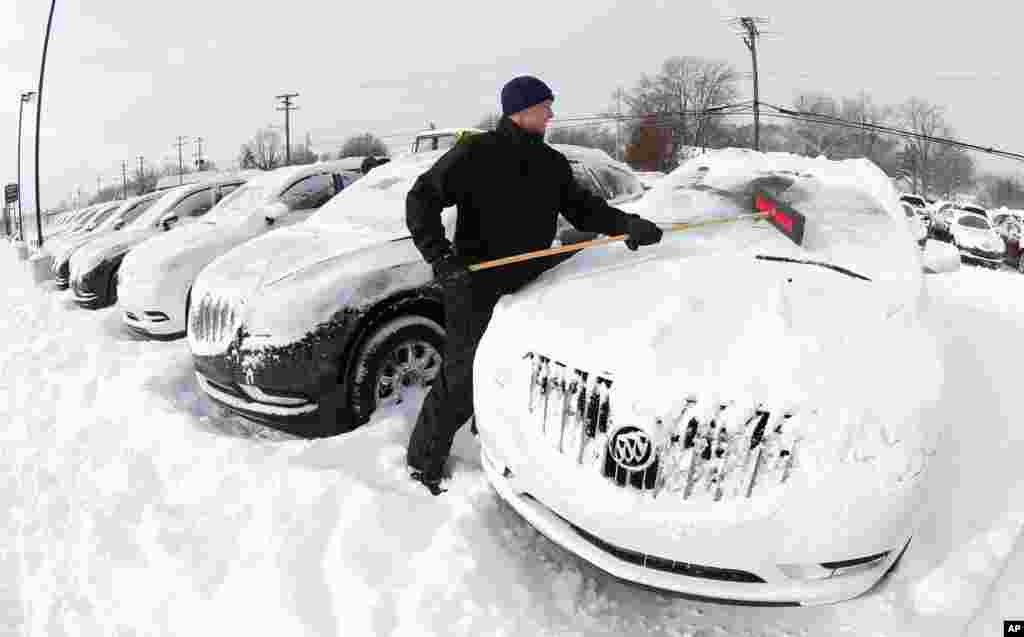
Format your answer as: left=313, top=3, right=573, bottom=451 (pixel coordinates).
left=404, top=75, right=664, bottom=495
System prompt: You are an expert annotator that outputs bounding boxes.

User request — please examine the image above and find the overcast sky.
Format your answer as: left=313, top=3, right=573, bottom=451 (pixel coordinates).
left=1, top=0, right=1021, bottom=213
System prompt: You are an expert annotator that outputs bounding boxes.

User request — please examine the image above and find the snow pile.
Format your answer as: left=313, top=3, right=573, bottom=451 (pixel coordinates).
left=1, top=202, right=1024, bottom=635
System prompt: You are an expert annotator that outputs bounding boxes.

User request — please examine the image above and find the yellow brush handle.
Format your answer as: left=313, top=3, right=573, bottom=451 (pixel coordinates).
left=468, top=212, right=767, bottom=272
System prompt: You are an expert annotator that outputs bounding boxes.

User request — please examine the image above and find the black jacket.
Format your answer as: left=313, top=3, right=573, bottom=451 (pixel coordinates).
left=406, top=117, right=633, bottom=291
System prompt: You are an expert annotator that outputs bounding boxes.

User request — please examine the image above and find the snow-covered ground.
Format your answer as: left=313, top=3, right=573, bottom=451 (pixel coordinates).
left=1, top=243, right=1022, bottom=637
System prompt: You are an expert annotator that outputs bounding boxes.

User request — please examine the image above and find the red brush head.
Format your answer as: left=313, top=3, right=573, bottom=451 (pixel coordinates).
left=754, top=191, right=806, bottom=246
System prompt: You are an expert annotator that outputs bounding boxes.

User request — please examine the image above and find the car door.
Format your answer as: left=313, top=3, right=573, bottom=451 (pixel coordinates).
left=275, top=172, right=338, bottom=227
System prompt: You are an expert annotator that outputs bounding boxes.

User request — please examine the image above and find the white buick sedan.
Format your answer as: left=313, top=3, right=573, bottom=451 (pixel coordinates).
left=474, top=149, right=946, bottom=606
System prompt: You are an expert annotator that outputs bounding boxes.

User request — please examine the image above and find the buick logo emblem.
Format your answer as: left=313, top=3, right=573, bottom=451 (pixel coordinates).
left=608, top=426, right=655, bottom=471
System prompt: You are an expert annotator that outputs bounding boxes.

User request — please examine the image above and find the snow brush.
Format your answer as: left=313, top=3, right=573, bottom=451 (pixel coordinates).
left=469, top=190, right=806, bottom=273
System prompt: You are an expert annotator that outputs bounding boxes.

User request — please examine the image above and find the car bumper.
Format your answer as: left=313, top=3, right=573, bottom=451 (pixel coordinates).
left=482, top=446, right=908, bottom=606
left=71, top=281, right=107, bottom=308
left=957, top=249, right=1004, bottom=266
left=193, top=370, right=338, bottom=437
left=122, top=308, right=185, bottom=340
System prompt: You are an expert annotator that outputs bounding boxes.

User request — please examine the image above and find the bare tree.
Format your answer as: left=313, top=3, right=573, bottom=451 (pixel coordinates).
left=931, top=146, right=975, bottom=199
left=546, top=125, right=618, bottom=158
left=900, top=98, right=952, bottom=197
left=621, top=56, right=740, bottom=169
left=839, top=92, right=898, bottom=169
left=239, top=128, right=284, bottom=170
left=338, top=133, right=389, bottom=159
left=788, top=92, right=846, bottom=157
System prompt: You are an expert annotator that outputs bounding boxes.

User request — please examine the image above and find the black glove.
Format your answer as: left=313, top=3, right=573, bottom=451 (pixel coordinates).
left=430, top=252, right=471, bottom=284
left=623, top=214, right=663, bottom=251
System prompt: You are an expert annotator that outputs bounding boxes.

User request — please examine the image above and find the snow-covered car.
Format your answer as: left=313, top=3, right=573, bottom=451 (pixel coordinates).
left=950, top=212, right=1005, bottom=269
left=474, top=148, right=944, bottom=606
left=117, top=162, right=362, bottom=339
left=50, top=194, right=163, bottom=289
left=902, top=202, right=928, bottom=246
left=69, top=176, right=253, bottom=309
left=186, top=145, right=646, bottom=437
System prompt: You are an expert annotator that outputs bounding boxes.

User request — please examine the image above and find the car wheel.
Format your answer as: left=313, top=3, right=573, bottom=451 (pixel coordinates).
left=348, top=315, right=445, bottom=425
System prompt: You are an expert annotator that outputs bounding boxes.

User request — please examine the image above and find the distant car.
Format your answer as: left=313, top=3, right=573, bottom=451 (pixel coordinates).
left=50, top=194, right=163, bottom=289
left=69, top=175, right=254, bottom=309
left=117, top=162, right=362, bottom=339
left=410, top=127, right=485, bottom=154
left=950, top=212, right=1005, bottom=269
left=475, top=149, right=940, bottom=606
left=186, top=145, right=646, bottom=437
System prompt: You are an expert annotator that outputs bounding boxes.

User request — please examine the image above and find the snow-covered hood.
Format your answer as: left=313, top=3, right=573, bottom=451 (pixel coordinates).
left=70, top=227, right=156, bottom=278
left=481, top=149, right=939, bottom=435
left=119, top=220, right=257, bottom=286
left=192, top=222, right=406, bottom=304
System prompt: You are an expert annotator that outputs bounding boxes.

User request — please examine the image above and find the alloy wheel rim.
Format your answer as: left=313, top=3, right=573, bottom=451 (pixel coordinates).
left=374, top=339, right=442, bottom=408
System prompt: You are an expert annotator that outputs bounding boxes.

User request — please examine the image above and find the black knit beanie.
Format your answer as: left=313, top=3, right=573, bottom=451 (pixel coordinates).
left=500, top=76, right=555, bottom=116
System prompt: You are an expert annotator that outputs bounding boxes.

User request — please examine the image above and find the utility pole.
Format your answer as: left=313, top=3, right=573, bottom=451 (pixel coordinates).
left=734, top=16, right=766, bottom=152
left=615, top=88, right=624, bottom=162
left=96, top=175, right=101, bottom=197
left=33, top=0, right=56, bottom=248
left=275, top=93, right=299, bottom=166
left=193, top=137, right=205, bottom=170
left=121, top=160, right=128, bottom=199
left=15, top=88, right=36, bottom=240
left=174, top=135, right=189, bottom=184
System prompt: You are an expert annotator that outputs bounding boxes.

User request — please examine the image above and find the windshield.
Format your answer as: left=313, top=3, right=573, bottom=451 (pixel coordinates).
left=958, top=215, right=990, bottom=229
left=131, top=186, right=193, bottom=228
left=204, top=183, right=272, bottom=222
left=96, top=196, right=159, bottom=232
left=84, top=203, right=123, bottom=229
left=308, top=150, right=447, bottom=234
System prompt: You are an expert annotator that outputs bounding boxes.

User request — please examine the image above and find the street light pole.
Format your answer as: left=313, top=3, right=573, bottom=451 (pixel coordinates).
left=16, top=91, right=36, bottom=241
left=33, top=0, right=56, bottom=249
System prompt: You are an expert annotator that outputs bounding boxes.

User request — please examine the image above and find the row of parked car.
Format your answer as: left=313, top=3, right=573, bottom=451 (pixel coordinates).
left=42, top=140, right=951, bottom=607
left=43, top=134, right=649, bottom=435
left=899, top=193, right=1023, bottom=270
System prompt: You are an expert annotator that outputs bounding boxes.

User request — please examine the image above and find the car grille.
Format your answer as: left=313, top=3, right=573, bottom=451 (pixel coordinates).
left=525, top=352, right=798, bottom=502
left=189, top=293, right=242, bottom=353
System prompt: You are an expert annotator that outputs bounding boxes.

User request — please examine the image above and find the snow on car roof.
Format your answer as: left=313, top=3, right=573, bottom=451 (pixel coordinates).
left=415, top=127, right=485, bottom=137
left=620, top=148, right=920, bottom=280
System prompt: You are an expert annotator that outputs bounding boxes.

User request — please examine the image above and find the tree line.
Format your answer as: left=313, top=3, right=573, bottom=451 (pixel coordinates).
left=81, top=55, right=1024, bottom=209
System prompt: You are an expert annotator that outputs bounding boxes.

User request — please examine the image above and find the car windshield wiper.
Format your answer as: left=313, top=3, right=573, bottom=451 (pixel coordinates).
left=755, top=255, right=872, bottom=282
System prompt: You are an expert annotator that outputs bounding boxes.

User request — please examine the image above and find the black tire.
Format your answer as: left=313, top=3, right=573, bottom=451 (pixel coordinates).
left=348, top=315, right=445, bottom=425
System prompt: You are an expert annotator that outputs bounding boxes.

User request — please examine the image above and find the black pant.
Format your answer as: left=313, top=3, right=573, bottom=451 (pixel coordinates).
left=407, top=275, right=503, bottom=478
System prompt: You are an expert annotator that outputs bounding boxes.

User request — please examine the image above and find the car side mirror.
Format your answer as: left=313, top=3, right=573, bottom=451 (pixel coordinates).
left=264, top=201, right=288, bottom=225
left=160, top=213, right=179, bottom=230
left=921, top=239, right=961, bottom=274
